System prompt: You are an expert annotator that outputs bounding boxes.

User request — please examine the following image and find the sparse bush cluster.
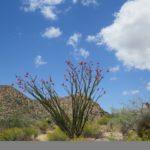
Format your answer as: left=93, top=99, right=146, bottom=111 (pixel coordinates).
left=97, top=116, right=112, bottom=126
left=137, top=113, right=150, bottom=140
left=47, top=127, right=68, bottom=141
left=0, top=114, right=33, bottom=132
left=83, top=121, right=103, bottom=139
left=34, top=119, right=50, bottom=134
left=106, top=100, right=150, bottom=141
left=0, top=128, right=38, bottom=141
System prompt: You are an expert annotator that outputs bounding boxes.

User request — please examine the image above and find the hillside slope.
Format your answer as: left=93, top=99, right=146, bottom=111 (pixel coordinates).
left=0, top=85, right=108, bottom=120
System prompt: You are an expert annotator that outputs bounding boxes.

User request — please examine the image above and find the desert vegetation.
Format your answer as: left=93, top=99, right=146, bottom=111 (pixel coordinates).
left=15, top=60, right=107, bottom=139
left=0, top=61, right=150, bottom=141
left=0, top=100, right=150, bottom=141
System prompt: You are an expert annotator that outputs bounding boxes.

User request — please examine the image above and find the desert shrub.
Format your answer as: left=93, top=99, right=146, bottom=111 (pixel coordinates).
left=0, top=115, right=32, bottom=132
left=106, top=117, right=122, bottom=132
left=34, top=120, right=49, bottom=133
left=0, top=128, right=38, bottom=141
left=120, top=113, right=140, bottom=135
left=82, top=121, right=102, bottom=139
left=97, top=116, right=112, bottom=125
left=22, top=128, right=38, bottom=140
left=125, top=130, right=142, bottom=141
left=47, top=127, right=68, bottom=141
left=0, top=128, right=23, bottom=141
left=109, top=105, right=142, bottom=135
left=108, top=99, right=150, bottom=140
left=119, top=111, right=137, bottom=135
left=105, top=110, right=139, bottom=134
left=107, top=109, right=150, bottom=141
left=104, top=110, right=127, bottom=132
left=137, top=113, right=150, bottom=141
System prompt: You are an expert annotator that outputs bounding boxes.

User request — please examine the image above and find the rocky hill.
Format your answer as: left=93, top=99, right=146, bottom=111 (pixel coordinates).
left=0, top=85, right=108, bottom=120
left=0, top=85, right=49, bottom=120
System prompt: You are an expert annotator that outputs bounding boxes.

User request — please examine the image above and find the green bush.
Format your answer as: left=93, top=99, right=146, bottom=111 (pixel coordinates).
left=0, top=115, right=32, bottom=131
left=137, top=113, right=150, bottom=141
left=22, top=128, right=38, bottom=140
left=34, top=120, right=49, bottom=133
left=97, top=116, right=112, bottom=125
left=83, top=121, right=102, bottom=139
left=106, top=117, right=122, bottom=132
left=47, top=127, right=68, bottom=141
left=109, top=99, right=148, bottom=134
left=125, top=130, right=142, bottom=141
left=107, top=109, right=139, bottom=134
left=0, top=128, right=38, bottom=141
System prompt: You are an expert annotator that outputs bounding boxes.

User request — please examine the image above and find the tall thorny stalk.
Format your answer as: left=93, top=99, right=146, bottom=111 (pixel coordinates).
left=15, top=60, right=108, bottom=138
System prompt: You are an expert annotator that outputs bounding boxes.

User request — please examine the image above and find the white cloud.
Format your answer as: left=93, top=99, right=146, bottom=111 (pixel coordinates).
left=35, top=55, right=47, bottom=67
left=23, top=0, right=98, bottom=19
left=67, top=33, right=89, bottom=59
left=42, top=26, right=62, bottom=39
left=72, top=0, right=78, bottom=4
left=122, top=91, right=129, bottom=96
left=146, top=82, right=150, bottom=91
left=110, top=77, right=117, bottom=81
left=72, top=0, right=98, bottom=6
left=131, top=90, right=140, bottom=95
left=23, top=0, right=63, bottom=20
left=78, top=48, right=90, bottom=58
left=40, top=6, right=57, bottom=20
left=123, top=90, right=140, bottom=96
left=109, top=65, right=120, bottom=73
left=67, top=33, right=82, bottom=48
left=81, top=0, right=97, bottom=6
left=86, top=34, right=102, bottom=45
left=64, top=6, right=72, bottom=13
left=72, top=48, right=90, bottom=59
left=99, top=0, right=150, bottom=71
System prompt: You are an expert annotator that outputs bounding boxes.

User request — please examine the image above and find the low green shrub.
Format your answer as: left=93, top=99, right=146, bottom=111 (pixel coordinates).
left=0, top=128, right=38, bottom=141
left=34, top=120, right=49, bottom=133
left=22, top=128, right=38, bottom=140
left=97, top=116, right=112, bottom=125
left=47, top=127, right=68, bottom=141
left=0, top=115, right=32, bottom=131
left=137, top=113, right=150, bottom=141
left=83, top=121, right=102, bottom=139
left=125, top=130, right=142, bottom=141
left=107, top=109, right=139, bottom=134
left=106, top=117, right=122, bottom=132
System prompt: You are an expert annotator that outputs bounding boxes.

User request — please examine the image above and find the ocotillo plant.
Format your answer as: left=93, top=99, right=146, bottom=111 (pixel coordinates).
left=15, top=61, right=107, bottom=138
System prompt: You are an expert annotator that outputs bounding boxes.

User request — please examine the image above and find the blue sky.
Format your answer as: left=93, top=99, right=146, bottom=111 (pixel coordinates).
left=0, top=0, right=150, bottom=112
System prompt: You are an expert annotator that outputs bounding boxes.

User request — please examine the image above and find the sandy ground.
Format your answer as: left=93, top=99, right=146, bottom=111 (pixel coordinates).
left=36, top=130, right=54, bottom=141
left=36, top=129, right=123, bottom=142
left=36, top=134, right=48, bottom=141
